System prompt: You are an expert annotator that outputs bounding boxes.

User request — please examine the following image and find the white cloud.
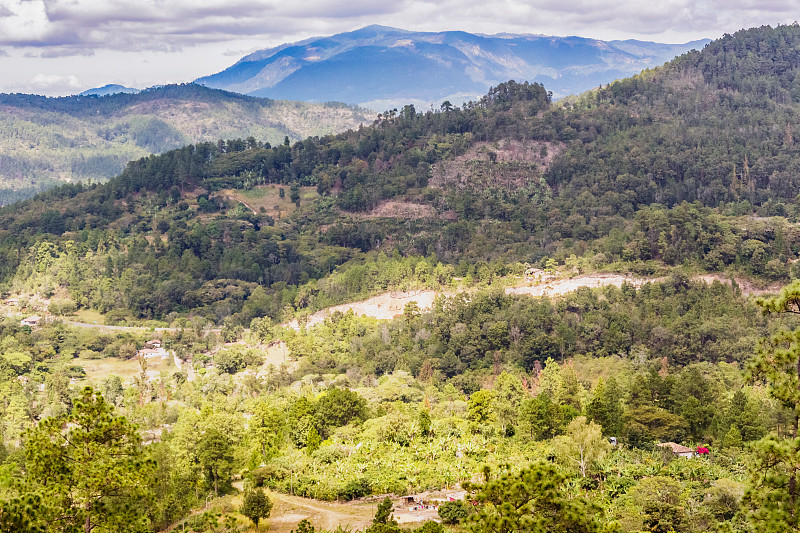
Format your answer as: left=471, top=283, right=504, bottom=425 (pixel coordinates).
left=0, top=0, right=798, bottom=95
left=4, top=0, right=794, bottom=54
left=27, top=73, right=83, bottom=93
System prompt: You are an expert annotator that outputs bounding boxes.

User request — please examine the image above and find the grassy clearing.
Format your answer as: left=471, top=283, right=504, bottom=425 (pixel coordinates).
left=73, top=309, right=106, bottom=324
left=221, top=185, right=319, bottom=219
left=75, top=354, right=175, bottom=384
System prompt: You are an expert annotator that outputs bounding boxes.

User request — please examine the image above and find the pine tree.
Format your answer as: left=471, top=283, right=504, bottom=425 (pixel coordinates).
left=464, top=463, right=601, bottom=533
left=744, top=281, right=800, bottom=530
left=19, top=387, right=154, bottom=533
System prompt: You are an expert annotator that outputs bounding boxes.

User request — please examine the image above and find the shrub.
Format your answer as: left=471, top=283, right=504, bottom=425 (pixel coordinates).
left=312, top=445, right=345, bottom=464
left=438, top=500, right=468, bottom=524
left=414, top=521, right=444, bottom=533
left=339, top=478, right=371, bottom=501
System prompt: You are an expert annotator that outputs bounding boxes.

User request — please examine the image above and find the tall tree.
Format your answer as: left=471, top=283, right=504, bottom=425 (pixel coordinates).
left=19, top=387, right=154, bottom=533
left=744, top=280, right=800, bottom=530
left=197, top=426, right=235, bottom=497
left=553, top=416, right=610, bottom=478
left=240, top=488, right=272, bottom=532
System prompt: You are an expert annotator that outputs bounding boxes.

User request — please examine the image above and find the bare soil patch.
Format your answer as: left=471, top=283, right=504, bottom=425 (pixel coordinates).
left=506, top=273, right=651, bottom=297
left=430, top=139, right=565, bottom=189
left=694, top=273, right=782, bottom=297
left=362, top=201, right=437, bottom=219
left=266, top=492, right=375, bottom=533
left=288, top=290, right=443, bottom=330
left=287, top=272, right=782, bottom=332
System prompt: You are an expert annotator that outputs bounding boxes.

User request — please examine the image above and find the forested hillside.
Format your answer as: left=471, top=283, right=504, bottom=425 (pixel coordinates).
left=0, top=84, right=369, bottom=206
left=2, top=24, right=800, bottom=533
left=4, top=27, right=800, bottom=324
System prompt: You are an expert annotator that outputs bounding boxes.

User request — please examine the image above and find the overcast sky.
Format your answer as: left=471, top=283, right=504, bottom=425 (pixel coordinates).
left=1, top=0, right=798, bottom=96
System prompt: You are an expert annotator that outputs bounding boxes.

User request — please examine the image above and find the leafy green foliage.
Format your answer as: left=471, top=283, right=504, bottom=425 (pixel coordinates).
left=465, top=463, right=601, bottom=533
left=438, top=500, right=469, bottom=524
left=315, top=388, right=368, bottom=431
left=743, top=280, right=800, bottom=530
left=0, top=494, right=47, bottom=533
left=240, top=488, right=272, bottom=531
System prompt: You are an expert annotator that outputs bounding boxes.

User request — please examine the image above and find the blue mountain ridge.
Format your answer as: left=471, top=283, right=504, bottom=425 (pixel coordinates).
left=78, top=84, right=140, bottom=96
left=195, top=25, right=709, bottom=109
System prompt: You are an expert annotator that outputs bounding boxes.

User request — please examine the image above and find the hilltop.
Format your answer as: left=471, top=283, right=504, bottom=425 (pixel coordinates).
left=0, top=83, right=370, bottom=205
left=78, top=84, right=140, bottom=96
left=196, top=25, right=708, bottom=108
left=0, top=25, right=799, bottom=327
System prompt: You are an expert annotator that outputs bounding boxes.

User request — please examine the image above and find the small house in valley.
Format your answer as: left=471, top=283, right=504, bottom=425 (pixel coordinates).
left=658, top=442, right=695, bottom=458
left=20, top=315, right=41, bottom=327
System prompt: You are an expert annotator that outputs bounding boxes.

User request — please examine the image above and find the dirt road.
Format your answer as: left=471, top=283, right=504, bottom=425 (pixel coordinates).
left=267, top=492, right=375, bottom=533
left=505, top=273, right=651, bottom=297
left=285, top=272, right=779, bottom=330
left=286, top=289, right=444, bottom=330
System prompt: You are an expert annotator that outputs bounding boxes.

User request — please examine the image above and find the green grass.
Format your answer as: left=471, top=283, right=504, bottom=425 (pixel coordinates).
left=74, top=353, right=176, bottom=384
left=222, top=185, right=319, bottom=219
left=73, top=309, right=105, bottom=325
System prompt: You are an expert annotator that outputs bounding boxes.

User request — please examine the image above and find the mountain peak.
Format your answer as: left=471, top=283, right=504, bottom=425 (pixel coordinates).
left=77, top=84, right=139, bottom=96
left=195, top=26, right=709, bottom=108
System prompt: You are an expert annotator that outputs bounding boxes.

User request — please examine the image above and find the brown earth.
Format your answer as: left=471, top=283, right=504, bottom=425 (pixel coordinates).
left=286, top=272, right=782, bottom=331
left=430, top=139, right=565, bottom=189
left=267, top=492, right=375, bottom=533
left=361, top=200, right=437, bottom=219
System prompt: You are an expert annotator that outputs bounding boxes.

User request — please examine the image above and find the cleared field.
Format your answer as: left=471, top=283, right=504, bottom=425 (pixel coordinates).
left=266, top=491, right=376, bottom=533
left=75, top=353, right=175, bottom=384
left=221, top=185, right=319, bottom=218
left=73, top=309, right=106, bottom=325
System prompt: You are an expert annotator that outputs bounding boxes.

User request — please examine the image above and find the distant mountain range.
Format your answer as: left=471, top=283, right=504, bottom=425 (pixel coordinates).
left=195, top=25, right=709, bottom=109
left=0, top=84, right=369, bottom=205
left=78, top=84, right=140, bottom=96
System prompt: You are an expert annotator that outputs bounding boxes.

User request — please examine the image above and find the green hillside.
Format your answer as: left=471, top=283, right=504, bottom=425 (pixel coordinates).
left=4, top=25, right=800, bottom=324
left=2, top=25, right=800, bottom=533
left=0, top=83, right=370, bottom=205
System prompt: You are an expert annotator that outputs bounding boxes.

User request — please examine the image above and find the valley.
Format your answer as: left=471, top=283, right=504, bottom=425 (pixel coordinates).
left=3, top=23, right=800, bottom=533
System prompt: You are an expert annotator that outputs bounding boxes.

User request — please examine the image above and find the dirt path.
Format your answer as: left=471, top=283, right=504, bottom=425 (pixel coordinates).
left=284, top=272, right=781, bottom=331
left=505, top=272, right=651, bottom=297
left=693, top=273, right=781, bottom=296
left=287, top=289, right=445, bottom=330
left=267, top=492, right=374, bottom=533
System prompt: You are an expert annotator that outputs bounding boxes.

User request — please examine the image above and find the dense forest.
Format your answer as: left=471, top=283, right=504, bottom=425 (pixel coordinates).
left=4, top=28, right=800, bottom=324
left=0, top=277, right=799, bottom=532
left=2, top=23, right=800, bottom=533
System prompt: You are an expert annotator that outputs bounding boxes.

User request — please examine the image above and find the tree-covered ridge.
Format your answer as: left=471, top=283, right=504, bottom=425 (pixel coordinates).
left=553, top=24, right=800, bottom=212
left=4, top=26, right=800, bottom=326
left=0, top=83, right=370, bottom=206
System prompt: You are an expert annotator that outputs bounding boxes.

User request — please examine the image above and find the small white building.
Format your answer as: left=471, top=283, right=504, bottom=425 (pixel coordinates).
left=21, top=315, right=41, bottom=327
left=658, top=442, right=695, bottom=458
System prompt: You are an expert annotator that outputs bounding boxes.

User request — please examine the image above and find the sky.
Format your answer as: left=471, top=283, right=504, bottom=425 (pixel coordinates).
left=0, top=0, right=798, bottom=96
